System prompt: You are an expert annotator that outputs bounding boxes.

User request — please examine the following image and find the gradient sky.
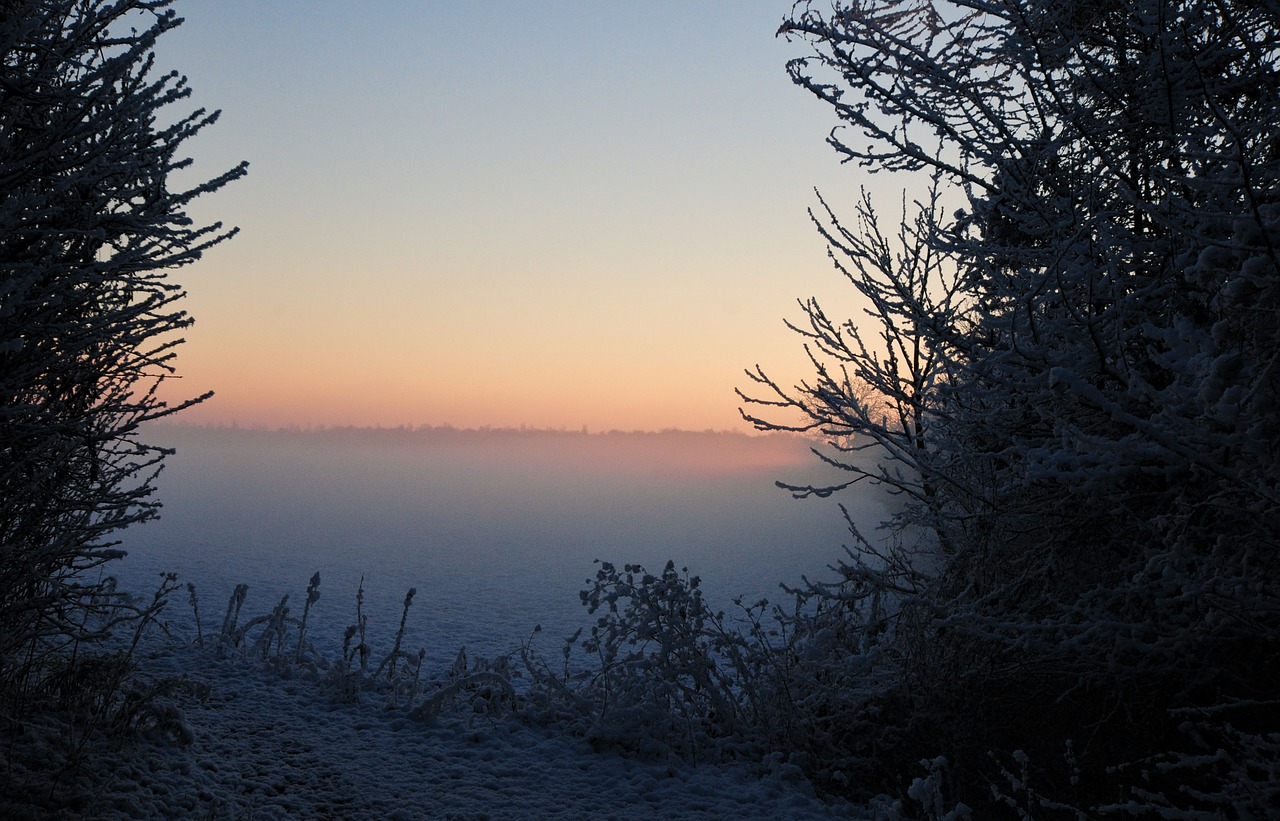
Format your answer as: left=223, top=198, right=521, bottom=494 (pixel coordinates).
left=154, top=1, right=897, bottom=432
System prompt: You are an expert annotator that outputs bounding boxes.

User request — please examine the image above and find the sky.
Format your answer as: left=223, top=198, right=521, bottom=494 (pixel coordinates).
left=153, top=1, right=898, bottom=432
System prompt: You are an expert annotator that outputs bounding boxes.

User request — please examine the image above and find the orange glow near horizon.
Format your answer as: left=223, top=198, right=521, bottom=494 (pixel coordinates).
left=162, top=344, right=774, bottom=434
left=153, top=2, right=900, bottom=434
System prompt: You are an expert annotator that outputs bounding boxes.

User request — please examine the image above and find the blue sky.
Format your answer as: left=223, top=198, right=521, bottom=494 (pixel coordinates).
left=154, top=1, right=897, bottom=431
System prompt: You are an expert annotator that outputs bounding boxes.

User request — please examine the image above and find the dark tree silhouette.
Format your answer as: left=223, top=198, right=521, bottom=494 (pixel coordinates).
left=743, top=0, right=1280, bottom=812
left=0, top=0, right=244, bottom=706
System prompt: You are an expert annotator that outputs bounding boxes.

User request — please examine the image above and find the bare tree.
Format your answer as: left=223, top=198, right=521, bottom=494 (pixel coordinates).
left=0, top=0, right=244, bottom=704
left=740, top=181, right=966, bottom=538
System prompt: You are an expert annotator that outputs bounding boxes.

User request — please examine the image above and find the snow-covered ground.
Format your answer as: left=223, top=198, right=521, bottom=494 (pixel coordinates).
left=7, top=427, right=891, bottom=818
left=114, top=426, right=881, bottom=660
left=5, top=632, right=857, bottom=819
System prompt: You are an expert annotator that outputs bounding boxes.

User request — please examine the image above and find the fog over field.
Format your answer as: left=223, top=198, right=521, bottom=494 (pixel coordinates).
left=116, top=426, right=893, bottom=661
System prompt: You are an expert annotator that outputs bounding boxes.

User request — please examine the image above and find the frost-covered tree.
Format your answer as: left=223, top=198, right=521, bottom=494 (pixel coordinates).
left=740, top=180, right=967, bottom=557
left=0, top=0, right=243, bottom=704
left=747, top=0, right=1280, bottom=812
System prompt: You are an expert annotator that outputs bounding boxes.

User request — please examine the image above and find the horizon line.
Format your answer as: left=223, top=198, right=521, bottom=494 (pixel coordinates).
left=147, top=420, right=807, bottom=438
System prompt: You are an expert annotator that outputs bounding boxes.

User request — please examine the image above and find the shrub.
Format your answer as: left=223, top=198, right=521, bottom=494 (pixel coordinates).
left=736, top=0, right=1280, bottom=813
left=0, top=0, right=242, bottom=720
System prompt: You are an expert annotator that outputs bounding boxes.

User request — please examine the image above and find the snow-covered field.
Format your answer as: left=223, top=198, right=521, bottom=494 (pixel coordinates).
left=25, top=426, right=889, bottom=818
left=115, top=426, right=880, bottom=661
left=5, top=634, right=857, bottom=820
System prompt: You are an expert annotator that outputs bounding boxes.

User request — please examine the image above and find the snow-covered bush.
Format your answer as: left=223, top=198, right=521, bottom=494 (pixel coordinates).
left=515, top=550, right=919, bottom=795
left=560, top=561, right=750, bottom=759
left=0, top=0, right=243, bottom=726
left=0, top=571, right=197, bottom=803
left=737, top=0, right=1280, bottom=813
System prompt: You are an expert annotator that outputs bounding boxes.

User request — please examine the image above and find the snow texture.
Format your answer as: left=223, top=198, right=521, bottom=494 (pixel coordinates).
left=1, top=428, right=882, bottom=818
left=4, top=634, right=853, bottom=820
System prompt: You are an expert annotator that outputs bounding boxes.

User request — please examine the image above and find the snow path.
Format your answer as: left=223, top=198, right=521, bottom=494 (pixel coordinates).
left=61, top=640, right=855, bottom=820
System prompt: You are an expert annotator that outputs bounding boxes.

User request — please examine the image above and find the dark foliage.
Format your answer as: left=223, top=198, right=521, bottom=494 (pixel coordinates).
left=738, top=0, right=1280, bottom=814
left=0, top=0, right=241, bottom=747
